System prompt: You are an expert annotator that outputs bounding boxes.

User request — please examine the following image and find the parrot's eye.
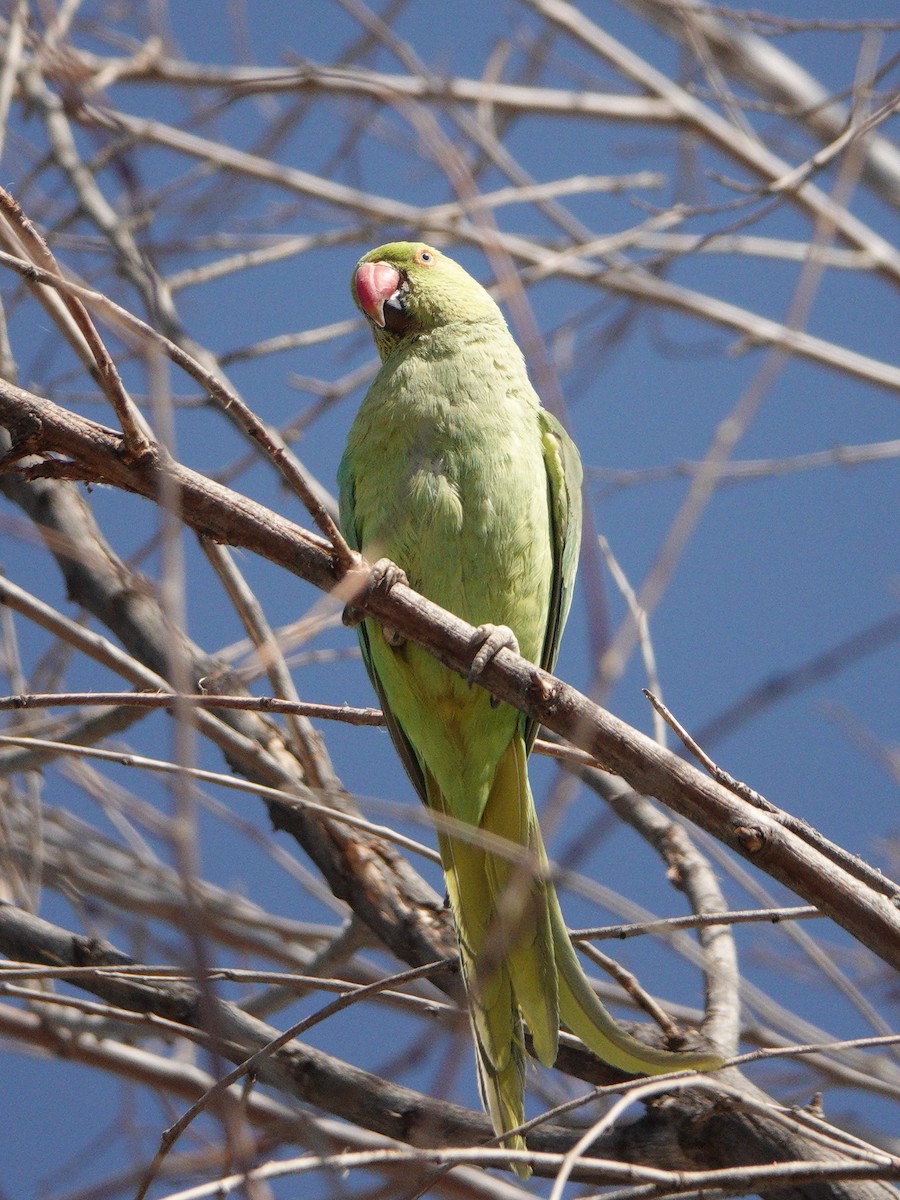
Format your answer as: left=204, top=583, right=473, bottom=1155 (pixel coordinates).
left=416, top=248, right=436, bottom=266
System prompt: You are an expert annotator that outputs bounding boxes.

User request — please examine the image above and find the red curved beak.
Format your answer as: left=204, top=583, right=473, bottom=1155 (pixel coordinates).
left=354, top=261, right=401, bottom=328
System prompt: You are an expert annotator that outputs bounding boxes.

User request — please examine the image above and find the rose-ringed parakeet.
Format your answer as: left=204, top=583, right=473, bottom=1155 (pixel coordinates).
left=338, top=242, right=721, bottom=1164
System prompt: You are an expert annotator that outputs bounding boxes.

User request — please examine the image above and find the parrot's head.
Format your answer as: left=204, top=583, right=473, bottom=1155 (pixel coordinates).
left=352, top=241, right=501, bottom=358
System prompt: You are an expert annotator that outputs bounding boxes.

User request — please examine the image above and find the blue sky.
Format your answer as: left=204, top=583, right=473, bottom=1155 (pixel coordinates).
left=2, top=1, right=898, bottom=1195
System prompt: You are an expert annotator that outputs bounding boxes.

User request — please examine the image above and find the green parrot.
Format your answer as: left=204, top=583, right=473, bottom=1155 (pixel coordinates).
left=338, top=242, right=721, bottom=1165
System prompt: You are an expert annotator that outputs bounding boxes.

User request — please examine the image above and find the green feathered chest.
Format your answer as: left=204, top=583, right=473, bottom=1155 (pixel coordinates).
left=340, top=322, right=553, bottom=658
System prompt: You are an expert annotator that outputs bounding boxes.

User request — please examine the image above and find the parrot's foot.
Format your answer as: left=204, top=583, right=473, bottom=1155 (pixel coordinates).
left=342, top=558, right=408, bottom=647
left=467, top=623, right=519, bottom=698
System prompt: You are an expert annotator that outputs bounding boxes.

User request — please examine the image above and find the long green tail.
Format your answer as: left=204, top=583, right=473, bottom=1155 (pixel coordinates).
left=433, top=736, right=558, bottom=1177
left=549, top=886, right=723, bottom=1074
left=432, top=735, right=722, bottom=1174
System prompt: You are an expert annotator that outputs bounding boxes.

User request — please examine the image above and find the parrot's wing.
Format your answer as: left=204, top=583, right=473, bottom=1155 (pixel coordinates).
left=338, top=460, right=430, bottom=806
left=528, top=410, right=583, bottom=754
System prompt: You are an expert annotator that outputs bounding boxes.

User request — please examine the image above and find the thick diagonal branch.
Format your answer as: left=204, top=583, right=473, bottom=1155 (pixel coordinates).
left=1, top=379, right=898, bottom=975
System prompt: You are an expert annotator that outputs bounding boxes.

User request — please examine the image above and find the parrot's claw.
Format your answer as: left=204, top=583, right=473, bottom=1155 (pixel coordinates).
left=342, top=558, right=409, bottom=647
left=467, top=623, right=519, bottom=690
left=370, top=557, right=409, bottom=594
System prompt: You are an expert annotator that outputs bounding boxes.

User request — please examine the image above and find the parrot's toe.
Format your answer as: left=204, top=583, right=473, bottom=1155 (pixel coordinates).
left=370, top=557, right=409, bottom=594
left=341, top=557, right=409, bottom=629
left=467, top=623, right=519, bottom=688
left=341, top=604, right=364, bottom=627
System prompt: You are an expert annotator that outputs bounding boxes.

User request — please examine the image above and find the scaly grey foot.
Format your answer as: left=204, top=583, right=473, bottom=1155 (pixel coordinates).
left=467, top=623, right=519, bottom=690
left=343, top=558, right=409, bottom=648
